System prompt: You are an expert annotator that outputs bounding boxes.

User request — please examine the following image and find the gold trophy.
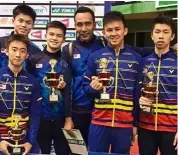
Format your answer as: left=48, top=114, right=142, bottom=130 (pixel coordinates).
left=97, top=58, right=114, bottom=103
left=43, top=59, right=64, bottom=103
left=141, top=71, right=156, bottom=114
left=8, top=114, right=26, bottom=155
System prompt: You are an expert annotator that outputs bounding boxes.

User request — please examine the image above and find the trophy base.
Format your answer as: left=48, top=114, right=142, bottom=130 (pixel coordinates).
left=99, top=93, right=111, bottom=103
left=11, top=147, right=22, bottom=155
left=101, top=93, right=110, bottom=100
left=140, top=105, right=153, bottom=114
left=98, top=99, right=111, bottom=104
left=49, top=94, right=59, bottom=103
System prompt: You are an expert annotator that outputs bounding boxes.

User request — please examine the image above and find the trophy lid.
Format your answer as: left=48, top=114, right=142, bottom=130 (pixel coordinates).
left=49, top=59, right=57, bottom=73
left=99, top=58, right=108, bottom=69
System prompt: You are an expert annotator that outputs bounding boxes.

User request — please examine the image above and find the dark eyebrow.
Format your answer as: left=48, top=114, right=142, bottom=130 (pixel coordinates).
left=11, top=47, right=18, bottom=49
left=155, top=28, right=170, bottom=31
left=19, top=18, right=31, bottom=23
left=49, top=32, right=55, bottom=34
left=19, top=48, right=27, bottom=50
left=11, top=47, right=26, bottom=50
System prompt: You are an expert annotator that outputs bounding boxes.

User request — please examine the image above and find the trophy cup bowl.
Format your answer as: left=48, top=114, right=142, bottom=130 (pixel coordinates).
left=9, top=128, right=24, bottom=141
left=46, top=72, right=61, bottom=88
left=141, top=71, right=157, bottom=114
left=97, top=58, right=114, bottom=103
left=43, top=59, right=64, bottom=103
left=97, top=71, right=114, bottom=103
left=8, top=116, right=26, bottom=155
left=43, top=72, right=63, bottom=103
left=98, top=72, right=111, bottom=87
left=142, top=84, right=157, bottom=100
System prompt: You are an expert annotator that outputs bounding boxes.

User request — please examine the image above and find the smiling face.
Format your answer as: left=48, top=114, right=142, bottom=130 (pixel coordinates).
left=7, top=41, right=28, bottom=68
left=103, top=20, right=128, bottom=49
left=12, top=13, right=34, bottom=36
left=151, top=23, right=175, bottom=52
left=46, top=27, right=65, bottom=52
left=75, top=12, right=96, bottom=42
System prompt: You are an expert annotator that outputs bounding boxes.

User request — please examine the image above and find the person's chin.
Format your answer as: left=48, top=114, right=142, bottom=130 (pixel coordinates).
left=14, top=63, right=23, bottom=67
left=19, top=32, right=28, bottom=36
left=110, top=42, right=118, bottom=46
left=156, top=44, right=164, bottom=49
left=51, top=45, right=60, bottom=49
left=81, top=37, right=91, bottom=42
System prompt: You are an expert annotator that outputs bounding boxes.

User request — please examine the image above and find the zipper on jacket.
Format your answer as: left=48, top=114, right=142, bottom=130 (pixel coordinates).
left=111, top=50, right=119, bottom=127
left=11, top=73, right=17, bottom=125
left=155, top=56, right=161, bottom=131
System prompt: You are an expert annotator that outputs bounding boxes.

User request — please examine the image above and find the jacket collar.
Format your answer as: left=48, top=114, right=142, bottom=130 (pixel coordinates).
left=43, top=46, right=61, bottom=59
left=153, top=49, right=175, bottom=59
left=5, top=66, right=25, bottom=77
left=107, top=45, right=126, bottom=55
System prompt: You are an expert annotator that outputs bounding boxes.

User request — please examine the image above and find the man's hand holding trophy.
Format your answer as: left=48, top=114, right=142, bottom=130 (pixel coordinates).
left=139, top=71, right=157, bottom=114
left=90, top=58, right=114, bottom=103
left=0, top=114, right=27, bottom=155
left=43, top=59, right=66, bottom=103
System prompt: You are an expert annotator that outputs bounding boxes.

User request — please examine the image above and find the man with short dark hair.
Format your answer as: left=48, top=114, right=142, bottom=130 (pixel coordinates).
left=83, top=11, right=142, bottom=154
left=0, top=4, right=41, bottom=69
left=62, top=6, right=107, bottom=146
left=27, top=21, right=73, bottom=155
left=138, top=15, right=177, bottom=155
left=0, top=34, right=42, bottom=155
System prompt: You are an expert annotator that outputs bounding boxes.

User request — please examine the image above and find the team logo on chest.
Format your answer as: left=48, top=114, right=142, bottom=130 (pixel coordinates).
left=128, top=64, right=133, bottom=68
left=169, top=69, right=174, bottom=74
left=24, top=87, right=29, bottom=91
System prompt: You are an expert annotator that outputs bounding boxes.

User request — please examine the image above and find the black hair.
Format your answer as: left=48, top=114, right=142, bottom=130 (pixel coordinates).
left=13, top=4, right=36, bottom=23
left=46, top=21, right=67, bottom=36
left=152, top=15, right=175, bottom=34
left=74, top=6, right=95, bottom=22
left=7, top=34, right=29, bottom=52
left=103, top=11, right=127, bottom=28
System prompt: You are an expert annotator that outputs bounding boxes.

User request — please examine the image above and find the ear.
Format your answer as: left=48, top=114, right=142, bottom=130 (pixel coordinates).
left=171, top=33, right=175, bottom=41
left=151, top=32, right=153, bottom=41
left=5, top=49, right=8, bottom=56
left=124, top=27, right=128, bottom=36
left=12, top=18, right=14, bottom=24
left=102, top=29, right=105, bottom=37
left=61, top=37, right=65, bottom=44
left=45, top=34, right=47, bottom=39
left=26, top=53, right=29, bottom=59
left=93, top=21, right=96, bottom=29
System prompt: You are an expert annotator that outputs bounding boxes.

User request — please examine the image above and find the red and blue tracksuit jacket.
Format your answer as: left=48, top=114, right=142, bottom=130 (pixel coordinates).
left=0, top=66, right=42, bottom=145
left=83, top=45, right=143, bottom=128
left=139, top=50, right=177, bottom=132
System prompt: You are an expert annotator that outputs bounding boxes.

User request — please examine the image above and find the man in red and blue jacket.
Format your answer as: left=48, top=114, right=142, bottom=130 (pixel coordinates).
left=138, top=15, right=177, bottom=155
left=0, top=34, right=42, bottom=155
left=83, top=11, right=143, bottom=154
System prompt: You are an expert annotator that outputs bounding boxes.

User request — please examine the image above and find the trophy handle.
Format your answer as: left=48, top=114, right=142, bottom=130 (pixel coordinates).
left=56, top=75, right=64, bottom=89
left=141, top=88, right=144, bottom=96
left=19, top=130, right=26, bottom=141
left=8, top=130, right=13, bottom=140
left=43, top=77, right=50, bottom=88
left=107, top=77, right=114, bottom=88
left=59, top=75, right=64, bottom=81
